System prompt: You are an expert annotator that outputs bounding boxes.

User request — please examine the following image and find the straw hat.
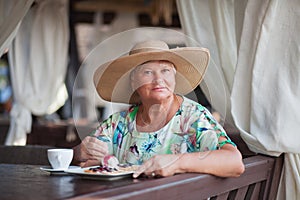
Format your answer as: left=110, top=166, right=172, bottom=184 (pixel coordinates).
left=93, top=40, right=210, bottom=104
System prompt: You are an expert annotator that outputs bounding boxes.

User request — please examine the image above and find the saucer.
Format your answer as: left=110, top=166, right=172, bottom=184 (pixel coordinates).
left=40, top=166, right=80, bottom=173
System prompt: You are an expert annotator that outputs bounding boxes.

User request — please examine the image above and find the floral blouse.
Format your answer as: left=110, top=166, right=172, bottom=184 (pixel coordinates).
left=91, top=96, right=235, bottom=165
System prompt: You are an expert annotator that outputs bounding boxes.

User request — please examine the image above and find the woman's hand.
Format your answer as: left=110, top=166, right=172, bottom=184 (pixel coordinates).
left=73, top=136, right=109, bottom=167
left=133, top=154, right=183, bottom=178
left=133, top=144, right=244, bottom=178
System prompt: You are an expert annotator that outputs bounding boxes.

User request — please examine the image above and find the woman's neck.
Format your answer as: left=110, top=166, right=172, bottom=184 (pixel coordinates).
left=137, top=94, right=182, bottom=132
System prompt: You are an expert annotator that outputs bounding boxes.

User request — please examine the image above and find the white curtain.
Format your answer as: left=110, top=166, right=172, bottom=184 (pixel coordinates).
left=5, top=0, right=69, bottom=145
left=177, top=0, right=300, bottom=199
left=177, top=0, right=241, bottom=125
left=79, top=12, right=138, bottom=121
left=0, top=0, right=34, bottom=56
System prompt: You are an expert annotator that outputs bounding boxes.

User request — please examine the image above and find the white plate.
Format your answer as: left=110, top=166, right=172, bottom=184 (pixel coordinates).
left=40, top=166, right=80, bottom=173
left=64, top=166, right=136, bottom=181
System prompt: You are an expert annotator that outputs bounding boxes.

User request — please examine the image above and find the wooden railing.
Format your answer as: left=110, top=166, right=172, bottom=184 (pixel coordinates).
left=0, top=121, right=283, bottom=199
left=68, top=155, right=283, bottom=200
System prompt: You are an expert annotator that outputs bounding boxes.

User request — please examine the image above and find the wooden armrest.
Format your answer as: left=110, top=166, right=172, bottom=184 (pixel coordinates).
left=72, top=154, right=283, bottom=200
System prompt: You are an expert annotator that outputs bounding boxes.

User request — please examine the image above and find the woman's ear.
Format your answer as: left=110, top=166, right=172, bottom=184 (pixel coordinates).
left=130, top=69, right=138, bottom=92
left=130, top=77, right=136, bottom=92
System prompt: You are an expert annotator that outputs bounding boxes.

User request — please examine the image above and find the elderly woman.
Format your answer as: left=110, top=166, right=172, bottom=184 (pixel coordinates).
left=73, top=40, right=245, bottom=178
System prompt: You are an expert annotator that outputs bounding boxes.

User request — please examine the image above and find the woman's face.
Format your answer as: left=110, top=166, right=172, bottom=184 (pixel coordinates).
left=131, top=60, right=176, bottom=102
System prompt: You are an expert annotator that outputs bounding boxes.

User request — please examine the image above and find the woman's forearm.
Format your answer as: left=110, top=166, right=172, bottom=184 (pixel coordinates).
left=178, top=145, right=245, bottom=177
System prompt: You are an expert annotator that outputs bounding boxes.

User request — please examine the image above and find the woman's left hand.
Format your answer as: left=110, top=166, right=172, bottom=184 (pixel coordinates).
left=133, top=154, right=183, bottom=178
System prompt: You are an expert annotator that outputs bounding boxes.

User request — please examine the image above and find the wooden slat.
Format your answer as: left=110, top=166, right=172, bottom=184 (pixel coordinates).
left=235, top=185, right=249, bottom=199
left=264, top=155, right=284, bottom=200
left=250, top=182, right=261, bottom=200
left=227, top=189, right=238, bottom=200
left=244, top=183, right=255, bottom=200
left=216, top=192, right=229, bottom=200
left=258, top=180, right=267, bottom=200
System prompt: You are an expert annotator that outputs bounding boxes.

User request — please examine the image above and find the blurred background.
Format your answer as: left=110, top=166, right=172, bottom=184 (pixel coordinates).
left=0, top=0, right=212, bottom=147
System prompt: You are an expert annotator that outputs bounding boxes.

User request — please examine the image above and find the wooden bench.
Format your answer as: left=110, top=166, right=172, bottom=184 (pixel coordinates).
left=223, top=126, right=284, bottom=200
left=0, top=121, right=283, bottom=199
left=200, top=155, right=283, bottom=200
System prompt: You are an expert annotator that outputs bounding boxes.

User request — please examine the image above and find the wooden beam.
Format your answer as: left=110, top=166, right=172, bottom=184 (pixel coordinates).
left=73, top=0, right=154, bottom=13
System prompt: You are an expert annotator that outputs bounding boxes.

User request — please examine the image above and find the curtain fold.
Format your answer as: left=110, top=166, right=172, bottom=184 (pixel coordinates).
left=5, top=0, right=69, bottom=145
left=232, top=0, right=300, bottom=155
left=177, top=0, right=300, bottom=199
left=0, top=0, right=34, bottom=56
left=176, top=0, right=238, bottom=124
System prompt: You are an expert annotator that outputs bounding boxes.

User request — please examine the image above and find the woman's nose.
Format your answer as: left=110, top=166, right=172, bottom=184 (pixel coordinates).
left=153, top=79, right=163, bottom=84
left=152, top=72, right=164, bottom=84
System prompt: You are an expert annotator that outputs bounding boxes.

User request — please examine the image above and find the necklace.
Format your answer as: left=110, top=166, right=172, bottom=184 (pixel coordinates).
left=140, top=94, right=180, bottom=126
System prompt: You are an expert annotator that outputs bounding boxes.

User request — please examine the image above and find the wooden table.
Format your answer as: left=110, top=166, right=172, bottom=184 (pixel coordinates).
left=0, top=155, right=281, bottom=200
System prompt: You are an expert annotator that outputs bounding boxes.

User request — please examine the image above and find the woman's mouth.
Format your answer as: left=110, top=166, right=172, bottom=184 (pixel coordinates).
left=152, top=86, right=167, bottom=91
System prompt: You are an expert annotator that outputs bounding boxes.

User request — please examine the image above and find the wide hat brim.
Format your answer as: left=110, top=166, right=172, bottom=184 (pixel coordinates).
left=94, top=47, right=210, bottom=104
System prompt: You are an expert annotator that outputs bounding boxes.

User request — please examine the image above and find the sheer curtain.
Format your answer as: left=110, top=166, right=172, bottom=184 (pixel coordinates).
left=177, top=0, right=300, bottom=199
left=81, top=12, right=138, bottom=122
left=5, top=0, right=69, bottom=145
left=0, top=0, right=34, bottom=56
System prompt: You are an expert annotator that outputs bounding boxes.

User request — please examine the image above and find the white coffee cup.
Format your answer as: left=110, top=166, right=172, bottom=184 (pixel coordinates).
left=47, top=149, right=73, bottom=170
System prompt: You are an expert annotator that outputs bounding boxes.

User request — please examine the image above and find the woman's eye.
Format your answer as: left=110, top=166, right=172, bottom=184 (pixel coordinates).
left=162, top=68, right=170, bottom=73
left=143, top=70, right=152, bottom=75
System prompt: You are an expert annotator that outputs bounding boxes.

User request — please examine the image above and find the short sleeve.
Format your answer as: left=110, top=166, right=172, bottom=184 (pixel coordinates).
left=195, top=105, right=236, bottom=150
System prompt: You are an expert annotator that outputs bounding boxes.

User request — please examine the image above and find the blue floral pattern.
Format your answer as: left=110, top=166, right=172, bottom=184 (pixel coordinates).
left=91, top=96, right=235, bottom=165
